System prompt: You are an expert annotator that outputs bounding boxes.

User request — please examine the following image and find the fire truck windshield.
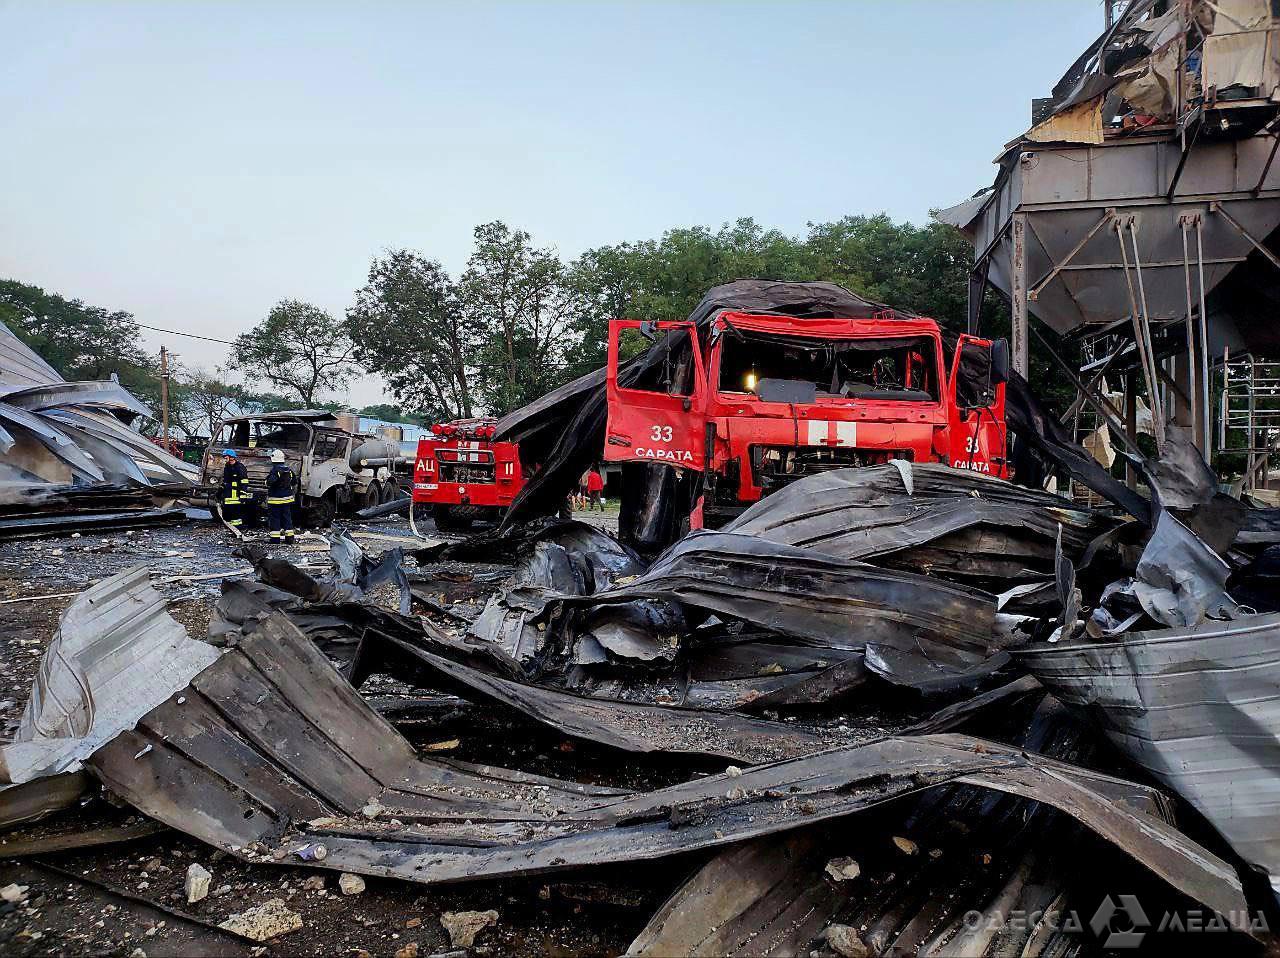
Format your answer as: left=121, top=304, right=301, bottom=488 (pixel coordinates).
left=717, top=331, right=939, bottom=402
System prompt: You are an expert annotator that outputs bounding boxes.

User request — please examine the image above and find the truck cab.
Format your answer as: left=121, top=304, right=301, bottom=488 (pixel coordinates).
left=604, top=311, right=1009, bottom=527
left=202, top=410, right=404, bottom=527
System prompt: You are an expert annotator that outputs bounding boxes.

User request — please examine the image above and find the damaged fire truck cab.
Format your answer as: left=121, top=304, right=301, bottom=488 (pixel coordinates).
left=605, top=312, right=1009, bottom=525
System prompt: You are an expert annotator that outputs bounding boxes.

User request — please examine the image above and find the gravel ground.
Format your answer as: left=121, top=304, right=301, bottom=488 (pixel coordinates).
left=0, top=508, right=684, bottom=958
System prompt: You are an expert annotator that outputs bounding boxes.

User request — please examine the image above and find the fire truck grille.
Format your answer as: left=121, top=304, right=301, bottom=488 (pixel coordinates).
left=752, top=446, right=914, bottom=486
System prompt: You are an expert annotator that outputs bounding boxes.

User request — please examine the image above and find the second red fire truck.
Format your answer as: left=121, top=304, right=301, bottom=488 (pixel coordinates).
left=411, top=418, right=525, bottom=532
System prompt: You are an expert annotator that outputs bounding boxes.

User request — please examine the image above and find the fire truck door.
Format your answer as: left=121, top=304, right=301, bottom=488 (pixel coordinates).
left=604, top=320, right=707, bottom=471
left=947, top=335, right=1009, bottom=477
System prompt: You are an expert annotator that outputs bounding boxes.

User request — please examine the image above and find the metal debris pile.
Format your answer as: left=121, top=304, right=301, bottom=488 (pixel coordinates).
left=2, top=418, right=1279, bottom=954
left=0, top=319, right=198, bottom=544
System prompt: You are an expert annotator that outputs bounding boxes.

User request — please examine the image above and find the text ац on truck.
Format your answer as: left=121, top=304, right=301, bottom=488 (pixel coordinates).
left=411, top=417, right=525, bottom=532
left=604, top=310, right=1010, bottom=529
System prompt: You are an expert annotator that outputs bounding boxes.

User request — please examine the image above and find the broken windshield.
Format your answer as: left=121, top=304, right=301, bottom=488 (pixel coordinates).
left=717, top=331, right=939, bottom=402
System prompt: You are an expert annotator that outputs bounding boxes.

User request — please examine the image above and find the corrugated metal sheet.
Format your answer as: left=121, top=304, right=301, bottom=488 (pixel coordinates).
left=0, top=567, right=220, bottom=786
left=84, top=611, right=1248, bottom=926
left=0, top=321, right=61, bottom=391
left=1019, top=611, right=1280, bottom=899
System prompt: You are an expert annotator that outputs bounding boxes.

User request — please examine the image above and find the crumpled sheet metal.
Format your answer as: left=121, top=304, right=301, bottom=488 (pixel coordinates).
left=528, top=530, right=1004, bottom=691
left=1133, top=510, right=1241, bottom=628
left=0, top=323, right=197, bottom=492
left=83, top=611, right=1247, bottom=923
left=351, top=629, right=839, bottom=764
left=0, top=567, right=220, bottom=790
left=1019, top=611, right=1280, bottom=900
left=723, top=463, right=1113, bottom=579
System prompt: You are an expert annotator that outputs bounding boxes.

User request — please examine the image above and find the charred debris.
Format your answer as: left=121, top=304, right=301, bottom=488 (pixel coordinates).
left=3, top=283, right=1280, bottom=954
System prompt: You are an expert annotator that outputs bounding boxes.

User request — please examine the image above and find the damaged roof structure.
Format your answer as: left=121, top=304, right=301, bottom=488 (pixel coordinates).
left=937, top=0, right=1280, bottom=481
left=0, top=321, right=198, bottom=538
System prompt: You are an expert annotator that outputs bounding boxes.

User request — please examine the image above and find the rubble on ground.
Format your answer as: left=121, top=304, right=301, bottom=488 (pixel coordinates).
left=2, top=331, right=1280, bottom=954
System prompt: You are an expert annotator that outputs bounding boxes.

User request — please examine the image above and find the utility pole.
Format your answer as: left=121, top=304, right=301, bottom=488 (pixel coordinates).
left=160, top=345, right=171, bottom=448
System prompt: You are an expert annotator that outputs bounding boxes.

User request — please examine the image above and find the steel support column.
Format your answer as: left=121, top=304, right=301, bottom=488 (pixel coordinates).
left=1011, top=212, right=1030, bottom=377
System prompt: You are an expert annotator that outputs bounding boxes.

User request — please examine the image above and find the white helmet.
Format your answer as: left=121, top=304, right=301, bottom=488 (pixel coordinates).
left=270, top=449, right=285, bottom=463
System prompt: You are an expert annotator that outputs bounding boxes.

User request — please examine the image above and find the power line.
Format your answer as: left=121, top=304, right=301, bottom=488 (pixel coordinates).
left=133, top=321, right=358, bottom=363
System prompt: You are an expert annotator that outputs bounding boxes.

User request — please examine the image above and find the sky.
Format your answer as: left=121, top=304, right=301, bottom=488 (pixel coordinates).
left=0, top=0, right=1104, bottom=408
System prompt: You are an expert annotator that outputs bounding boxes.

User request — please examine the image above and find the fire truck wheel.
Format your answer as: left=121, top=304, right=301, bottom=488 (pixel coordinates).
left=433, top=504, right=478, bottom=531
left=301, top=493, right=336, bottom=528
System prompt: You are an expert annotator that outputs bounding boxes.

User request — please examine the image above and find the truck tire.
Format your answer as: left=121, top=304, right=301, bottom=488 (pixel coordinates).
left=433, top=503, right=479, bottom=532
left=380, top=478, right=399, bottom=504
left=301, top=492, right=336, bottom=528
left=359, top=480, right=383, bottom=513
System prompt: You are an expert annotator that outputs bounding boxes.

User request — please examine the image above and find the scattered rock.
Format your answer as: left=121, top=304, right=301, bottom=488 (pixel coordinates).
left=361, top=802, right=383, bottom=819
left=394, top=944, right=419, bottom=958
left=405, top=917, right=422, bottom=928
left=301, top=876, right=325, bottom=891
left=823, top=857, right=861, bottom=882
left=892, top=836, right=919, bottom=856
left=423, top=738, right=460, bottom=752
left=825, top=923, right=871, bottom=958
left=338, top=873, right=366, bottom=896
left=217, top=899, right=303, bottom=941
left=1, top=884, right=28, bottom=904
left=440, top=909, right=499, bottom=948
left=185, top=863, right=211, bottom=904
left=724, top=765, right=743, bottom=777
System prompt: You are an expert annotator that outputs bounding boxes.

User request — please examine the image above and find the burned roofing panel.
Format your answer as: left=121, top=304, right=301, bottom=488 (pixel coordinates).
left=84, top=611, right=1247, bottom=924
left=1019, top=611, right=1280, bottom=900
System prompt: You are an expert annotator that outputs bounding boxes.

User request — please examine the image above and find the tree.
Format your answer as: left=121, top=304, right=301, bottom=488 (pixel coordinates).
left=358, top=403, right=424, bottom=424
left=229, top=300, right=358, bottom=406
left=460, top=222, right=579, bottom=414
left=171, top=366, right=243, bottom=439
left=0, top=279, right=157, bottom=396
left=346, top=251, right=474, bottom=421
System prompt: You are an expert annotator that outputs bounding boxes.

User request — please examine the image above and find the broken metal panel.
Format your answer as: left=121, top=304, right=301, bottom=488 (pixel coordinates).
left=0, top=567, right=220, bottom=787
left=722, top=463, right=1112, bottom=578
left=0, top=320, right=61, bottom=390
left=529, top=531, right=1003, bottom=692
left=0, top=402, right=105, bottom=483
left=0, top=507, right=187, bottom=542
left=1132, top=510, right=1241, bottom=627
left=85, top=613, right=1247, bottom=924
left=1019, top=611, right=1280, bottom=899
left=0, top=380, right=153, bottom=418
left=352, top=629, right=838, bottom=764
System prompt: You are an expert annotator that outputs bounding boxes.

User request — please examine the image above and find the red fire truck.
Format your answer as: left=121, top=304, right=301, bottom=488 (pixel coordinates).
left=411, top=418, right=525, bottom=532
left=604, top=311, right=1010, bottom=528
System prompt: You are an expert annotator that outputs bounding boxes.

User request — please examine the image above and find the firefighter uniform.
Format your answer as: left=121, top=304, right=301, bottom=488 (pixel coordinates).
left=220, top=450, right=249, bottom=529
left=265, top=452, right=296, bottom=544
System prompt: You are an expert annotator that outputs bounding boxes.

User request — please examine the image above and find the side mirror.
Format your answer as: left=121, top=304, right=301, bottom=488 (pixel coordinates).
left=990, top=339, right=1011, bottom=384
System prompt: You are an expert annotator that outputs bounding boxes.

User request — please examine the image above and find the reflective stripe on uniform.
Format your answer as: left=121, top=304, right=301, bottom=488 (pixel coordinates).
left=230, top=519, right=243, bottom=526
left=267, top=496, right=294, bottom=505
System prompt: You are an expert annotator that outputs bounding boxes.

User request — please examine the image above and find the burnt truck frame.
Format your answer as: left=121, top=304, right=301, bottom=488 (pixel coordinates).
left=604, top=311, right=1010, bottom=531
left=201, top=410, right=406, bottom=527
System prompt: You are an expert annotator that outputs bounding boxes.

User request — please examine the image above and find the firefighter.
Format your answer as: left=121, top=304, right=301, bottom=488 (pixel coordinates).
left=265, top=449, right=297, bottom=545
left=220, top=449, right=249, bottom=531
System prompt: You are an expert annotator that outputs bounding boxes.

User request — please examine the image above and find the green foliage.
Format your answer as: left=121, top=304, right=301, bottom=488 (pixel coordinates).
left=460, top=222, right=577, bottom=415
left=0, top=278, right=158, bottom=398
left=229, top=300, right=358, bottom=406
left=346, top=250, right=475, bottom=421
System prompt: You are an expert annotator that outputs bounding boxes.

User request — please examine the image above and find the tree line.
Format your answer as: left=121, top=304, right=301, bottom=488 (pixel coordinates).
left=3, top=212, right=1016, bottom=435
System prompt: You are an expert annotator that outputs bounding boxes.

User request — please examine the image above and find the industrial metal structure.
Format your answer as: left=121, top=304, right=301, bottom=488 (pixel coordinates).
left=939, top=0, right=1280, bottom=491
